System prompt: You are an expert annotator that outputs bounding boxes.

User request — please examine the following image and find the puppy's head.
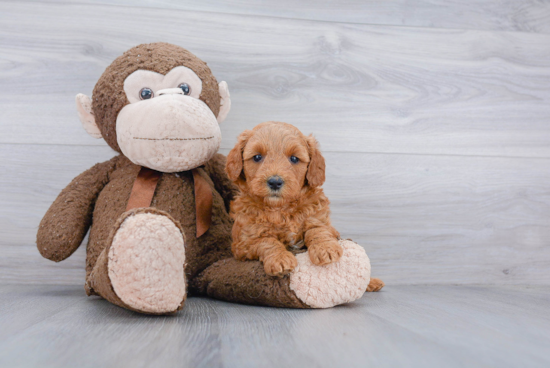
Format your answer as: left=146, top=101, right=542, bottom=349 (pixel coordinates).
left=226, top=122, right=325, bottom=205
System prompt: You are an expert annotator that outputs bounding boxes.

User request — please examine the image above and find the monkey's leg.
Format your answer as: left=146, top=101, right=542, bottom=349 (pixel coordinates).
left=191, top=239, right=372, bottom=308
left=86, top=208, right=187, bottom=314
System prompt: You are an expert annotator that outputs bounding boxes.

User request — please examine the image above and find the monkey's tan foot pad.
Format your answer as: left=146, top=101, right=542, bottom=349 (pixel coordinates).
left=289, top=239, right=371, bottom=308
left=108, top=208, right=186, bottom=314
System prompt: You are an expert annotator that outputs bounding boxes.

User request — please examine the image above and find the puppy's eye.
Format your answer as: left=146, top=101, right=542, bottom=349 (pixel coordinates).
left=139, top=87, right=154, bottom=100
left=290, top=156, right=299, bottom=164
left=178, top=83, right=191, bottom=95
left=253, top=154, right=263, bottom=162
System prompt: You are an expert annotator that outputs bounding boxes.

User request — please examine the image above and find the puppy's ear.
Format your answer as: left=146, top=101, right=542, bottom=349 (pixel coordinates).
left=226, top=130, right=253, bottom=182
left=306, top=135, right=326, bottom=188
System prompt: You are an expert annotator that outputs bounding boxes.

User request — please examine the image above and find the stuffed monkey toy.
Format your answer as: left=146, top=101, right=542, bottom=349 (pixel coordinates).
left=37, top=43, right=373, bottom=314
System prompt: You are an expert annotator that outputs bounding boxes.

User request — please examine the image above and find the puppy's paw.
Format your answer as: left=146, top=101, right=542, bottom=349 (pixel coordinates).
left=263, top=251, right=298, bottom=277
left=231, top=242, right=251, bottom=261
left=366, top=277, right=385, bottom=292
left=308, top=240, right=343, bottom=266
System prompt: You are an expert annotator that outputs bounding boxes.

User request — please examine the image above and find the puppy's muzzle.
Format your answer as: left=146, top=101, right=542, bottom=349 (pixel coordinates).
left=267, top=176, right=284, bottom=191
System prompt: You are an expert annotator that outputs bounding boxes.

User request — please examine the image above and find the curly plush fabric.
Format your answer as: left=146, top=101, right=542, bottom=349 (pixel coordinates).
left=79, top=154, right=234, bottom=293
left=190, top=256, right=310, bottom=308
left=108, top=211, right=186, bottom=314
left=37, top=157, right=118, bottom=262
left=289, top=239, right=371, bottom=308
left=92, top=42, right=221, bottom=152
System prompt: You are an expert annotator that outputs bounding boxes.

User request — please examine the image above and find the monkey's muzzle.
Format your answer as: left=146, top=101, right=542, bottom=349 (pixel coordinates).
left=116, top=93, right=222, bottom=172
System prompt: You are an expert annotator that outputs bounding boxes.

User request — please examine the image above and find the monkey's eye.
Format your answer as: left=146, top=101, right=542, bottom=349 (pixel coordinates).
left=290, top=156, right=299, bottom=164
left=253, top=154, right=263, bottom=163
left=178, top=83, right=191, bottom=95
left=139, top=87, right=154, bottom=100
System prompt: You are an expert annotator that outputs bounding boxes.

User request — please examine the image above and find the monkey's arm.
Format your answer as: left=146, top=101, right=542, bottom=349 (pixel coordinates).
left=203, top=153, right=239, bottom=213
left=37, top=156, right=118, bottom=262
left=190, top=257, right=310, bottom=308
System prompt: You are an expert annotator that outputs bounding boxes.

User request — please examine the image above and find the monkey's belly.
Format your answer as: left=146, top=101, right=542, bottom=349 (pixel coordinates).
left=86, top=166, right=233, bottom=281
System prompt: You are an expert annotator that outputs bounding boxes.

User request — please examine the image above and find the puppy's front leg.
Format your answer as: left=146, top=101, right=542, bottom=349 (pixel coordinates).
left=232, top=222, right=297, bottom=277
left=304, top=220, right=343, bottom=266
left=256, top=238, right=297, bottom=277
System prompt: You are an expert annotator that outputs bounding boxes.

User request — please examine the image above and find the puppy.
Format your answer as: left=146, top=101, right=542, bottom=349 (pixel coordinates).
left=226, top=122, right=384, bottom=292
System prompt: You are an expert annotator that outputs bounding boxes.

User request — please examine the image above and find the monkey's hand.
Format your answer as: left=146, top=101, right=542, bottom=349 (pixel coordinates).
left=37, top=156, right=117, bottom=262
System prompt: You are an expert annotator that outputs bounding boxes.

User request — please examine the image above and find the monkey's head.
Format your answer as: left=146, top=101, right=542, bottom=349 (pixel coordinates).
left=76, top=42, right=231, bottom=172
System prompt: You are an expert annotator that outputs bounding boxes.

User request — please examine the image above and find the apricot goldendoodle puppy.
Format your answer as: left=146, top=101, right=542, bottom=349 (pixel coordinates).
left=226, top=122, right=384, bottom=292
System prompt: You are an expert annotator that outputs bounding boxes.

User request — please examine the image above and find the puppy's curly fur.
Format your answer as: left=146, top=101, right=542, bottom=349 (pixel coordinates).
left=226, top=122, right=384, bottom=292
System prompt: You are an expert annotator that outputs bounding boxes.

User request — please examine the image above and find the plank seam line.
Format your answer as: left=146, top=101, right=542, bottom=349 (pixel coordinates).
left=1, top=142, right=550, bottom=161
left=7, top=0, right=550, bottom=36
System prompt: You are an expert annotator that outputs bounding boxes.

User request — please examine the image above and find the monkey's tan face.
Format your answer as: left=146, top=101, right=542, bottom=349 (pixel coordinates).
left=76, top=63, right=231, bottom=173
left=116, top=67, right=222, bottom=172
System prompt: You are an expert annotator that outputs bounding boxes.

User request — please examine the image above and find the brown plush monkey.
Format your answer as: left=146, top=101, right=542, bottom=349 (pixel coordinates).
left=37, top=43, right=373, bottom=314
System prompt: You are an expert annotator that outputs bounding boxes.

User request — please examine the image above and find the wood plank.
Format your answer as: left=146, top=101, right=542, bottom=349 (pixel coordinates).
left=25, top=0, right=550, bottom=34
left=2, top=144, right=549, bottom=285
left=0, top=285, right=549, bottom=368
left=0, top=284, right=83, bottom=344
left=1, top=1, right=550, bottom=158
left=329, top=151, right=550, bottom=285
left=362, top=285, right=550, bottom=367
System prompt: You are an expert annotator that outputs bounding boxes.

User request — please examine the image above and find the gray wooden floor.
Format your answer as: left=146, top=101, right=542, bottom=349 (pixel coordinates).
left=2, top=1, right=550, bottom=367
left=0, top=285, right=549, bottom=368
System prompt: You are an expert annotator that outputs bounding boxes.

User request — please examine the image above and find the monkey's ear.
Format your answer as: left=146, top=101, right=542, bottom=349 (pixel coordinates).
left=306, top=135, right=326, bottom=188
left=217, top=81, right=231, bottom=124
left=76, top=93, right=102, bottom=139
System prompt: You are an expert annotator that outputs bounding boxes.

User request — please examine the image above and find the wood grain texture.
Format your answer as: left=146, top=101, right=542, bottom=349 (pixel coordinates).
left=29, top=0, right=550, bottom=34
left=0, top=284, right=549, bottom=368
left=2, top=144, right=549, bottom=285
left=1, top=1, right=550, bottom=158
left=1, top=2, right=549, bottom=363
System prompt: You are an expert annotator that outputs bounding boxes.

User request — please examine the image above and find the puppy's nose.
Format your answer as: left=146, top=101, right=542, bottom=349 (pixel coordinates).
left=267, top=176, right=284, bottom=191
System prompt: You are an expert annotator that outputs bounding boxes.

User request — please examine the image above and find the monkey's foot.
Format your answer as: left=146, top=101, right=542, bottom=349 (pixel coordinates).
left=88, top=208, right=186, bottom=314
left=289, top=239, right=371, bottom=308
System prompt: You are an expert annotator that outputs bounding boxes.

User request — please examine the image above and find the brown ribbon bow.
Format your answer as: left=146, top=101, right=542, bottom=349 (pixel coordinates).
left=126, top=166, right=213, bottom=238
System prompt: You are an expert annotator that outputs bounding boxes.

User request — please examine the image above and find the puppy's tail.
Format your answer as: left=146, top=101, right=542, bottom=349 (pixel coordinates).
left=366, top=277, right=385, bottom=292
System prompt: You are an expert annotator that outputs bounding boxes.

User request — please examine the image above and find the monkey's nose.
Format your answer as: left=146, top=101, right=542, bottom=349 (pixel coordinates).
left=157, top=88, right=184, bottom=96
left=267, top=176, right=284, bottom=191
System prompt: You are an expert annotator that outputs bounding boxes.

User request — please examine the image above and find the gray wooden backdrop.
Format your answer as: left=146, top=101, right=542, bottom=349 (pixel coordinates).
left=1, top=0, right=550, bottom=286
